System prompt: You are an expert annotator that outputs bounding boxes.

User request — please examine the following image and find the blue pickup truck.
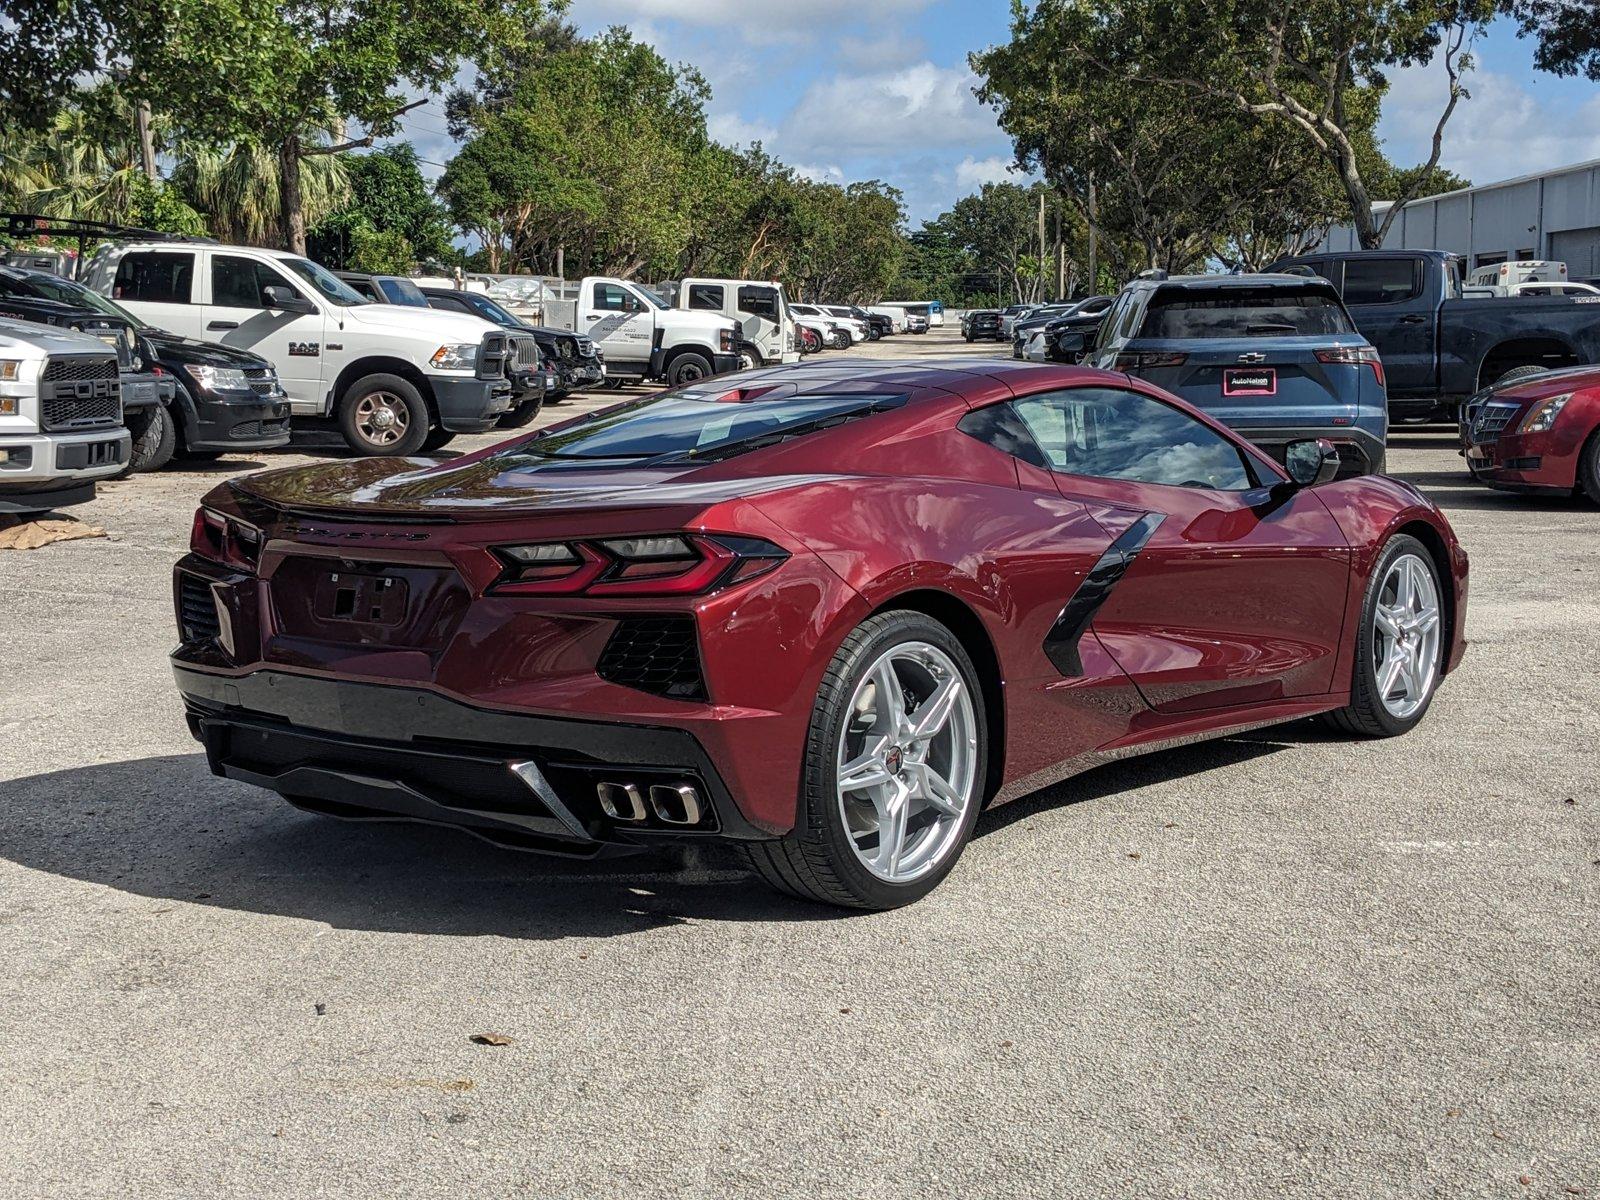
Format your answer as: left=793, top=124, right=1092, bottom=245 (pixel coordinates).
left=1269, top=249, right=1600, bottom=420
left=1072, top=272, right=1388, bottom=477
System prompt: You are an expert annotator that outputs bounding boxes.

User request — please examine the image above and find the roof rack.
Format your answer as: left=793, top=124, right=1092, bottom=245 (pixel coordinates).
left=1, top=213, right=214, bottom=278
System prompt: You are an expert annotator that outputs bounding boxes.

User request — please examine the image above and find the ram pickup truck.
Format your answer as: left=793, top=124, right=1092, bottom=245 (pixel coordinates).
left=0, top=318, right=130, bottom=512
left=85, top=241, right=515, bottom=456
left=543, top=277, right=738, bottom=386
left=1269, top=249, right=1600, bottom=420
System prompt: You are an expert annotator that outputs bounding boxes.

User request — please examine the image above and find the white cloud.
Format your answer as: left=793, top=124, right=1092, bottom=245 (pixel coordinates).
left=955, top=154, right=1017, bottom=189
left=792, top=162, right=846, bottom=184
left=582, top=0, right=933, bottom=43
left=781, top=62, right=1004, bottom=157
left=708, top=111, right=779, bottom=148
left=1379, top=62, right=1600, bottom=191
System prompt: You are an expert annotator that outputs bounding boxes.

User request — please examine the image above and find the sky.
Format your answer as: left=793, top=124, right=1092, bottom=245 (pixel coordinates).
left=392, top=2, right=1600, bottom=226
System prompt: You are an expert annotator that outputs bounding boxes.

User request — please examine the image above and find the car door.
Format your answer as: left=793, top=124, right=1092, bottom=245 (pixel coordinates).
left=107, top=250, right=201, bottom=337
left=585, top=281, right=653, bottom=368
left=737, top=285, right=786, bottom=362
left=1338, top=256, right=1436, bottom=398
left=202, top=251, right=328, bottom=411
left=1008, top=384, right=1353, bottom=713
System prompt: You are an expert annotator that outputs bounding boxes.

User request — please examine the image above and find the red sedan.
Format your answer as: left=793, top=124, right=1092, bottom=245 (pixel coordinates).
left=173, top=361, right=1468, bottom=909
left=1461, top=366, right=1600, bottom=501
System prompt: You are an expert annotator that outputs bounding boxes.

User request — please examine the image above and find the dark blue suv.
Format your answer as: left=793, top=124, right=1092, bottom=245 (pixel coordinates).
left=1076, top=274, right=1388, bottom=477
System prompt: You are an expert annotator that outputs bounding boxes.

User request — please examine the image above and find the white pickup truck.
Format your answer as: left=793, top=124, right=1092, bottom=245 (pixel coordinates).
left=542, top=277, right=739, bottom=386
left=84, top=241, right=516, bottom=456
left=0, top=317, right=131, bottom=513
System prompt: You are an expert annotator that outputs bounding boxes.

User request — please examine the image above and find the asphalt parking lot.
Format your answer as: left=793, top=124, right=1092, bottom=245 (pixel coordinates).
left=2, top=328, right=1596, bottom=1199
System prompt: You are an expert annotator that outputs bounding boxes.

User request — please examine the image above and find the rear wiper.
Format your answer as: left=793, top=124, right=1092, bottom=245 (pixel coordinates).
left=1244, top=322, right=1297, bottom=334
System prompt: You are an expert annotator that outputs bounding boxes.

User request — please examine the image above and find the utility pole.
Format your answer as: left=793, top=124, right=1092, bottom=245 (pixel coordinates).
left=135, top=100, right=157, bottom=183
left=1087, top=176, right=1098, bottom=294
left=1037, top=189, right=1047, bottom=302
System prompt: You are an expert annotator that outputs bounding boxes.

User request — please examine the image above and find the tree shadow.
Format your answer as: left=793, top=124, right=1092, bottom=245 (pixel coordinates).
left=0, top=754, right=838, bottom=938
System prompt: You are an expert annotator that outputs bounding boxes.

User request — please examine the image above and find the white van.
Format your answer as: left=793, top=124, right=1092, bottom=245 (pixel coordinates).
left=1467, top=260, right=1568, bottom=290
left=85, top=241, right=515, bottom=456
left=676, top=278, right=799, bottom=368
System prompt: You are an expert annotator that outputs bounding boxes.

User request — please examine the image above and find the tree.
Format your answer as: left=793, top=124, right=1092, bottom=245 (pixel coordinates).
left=1004, top=0, right=1497, bottom=250
left=1502, top=0, right=1600, bottom=79
left=174, top=136, right=350, bottom=246
left=309, top=143, right=453, bottom=269
left=0, top=0, right=554, bottom=253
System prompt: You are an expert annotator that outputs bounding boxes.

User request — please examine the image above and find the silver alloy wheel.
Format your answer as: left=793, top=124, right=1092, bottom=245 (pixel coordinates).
left=1373, top=553, right=1442, bottom=719
left=354, top=391, right=409, bottom=447
left=836, top=641, right=979, bottom=884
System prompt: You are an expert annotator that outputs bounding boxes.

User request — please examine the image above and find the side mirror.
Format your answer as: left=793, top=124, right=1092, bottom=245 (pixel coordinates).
left=263, top=285, right=316, bottom=315
left=1283, top=438, right=1340, bottom=488
left=1054, top=330, right=1088, bottom=356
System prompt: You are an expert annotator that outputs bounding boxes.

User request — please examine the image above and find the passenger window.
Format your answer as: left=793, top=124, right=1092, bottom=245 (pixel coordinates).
left=593, top=283, right=640, bottom=312
left=1010, top=387, right=1254, bottom=491
left=1094, top=293, right=1131, bottom=352
left=687, top=284, right=724, bottom=310
left=1341, top=259, right=1421, bottom=306
left=211, top=255, right=301, bottom=309
left=113, top=252, right=194, bottom=304
left=738, top=286, right=779, bottom=321
left=957, top=404, right=1052, bottom=470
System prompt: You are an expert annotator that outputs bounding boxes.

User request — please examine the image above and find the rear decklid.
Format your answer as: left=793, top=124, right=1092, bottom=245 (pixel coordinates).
left=1122, top=276, right=1374, bottom=430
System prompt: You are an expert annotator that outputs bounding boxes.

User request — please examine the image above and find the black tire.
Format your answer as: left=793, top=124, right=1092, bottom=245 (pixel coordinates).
left=741, top=610, right=989, bottom=910
left=666, top=351, right=714, bottom=387
left=965, top=333, right=974, bottom=343
left=495, top=394, right=545, bottom=430
left=1323, top=534, right=1444, bottom=738
left=337, top=373, right=429, bottom=456
left=120, top=404, right=177, bottom=476
left=736, top=346, right=759, bottom=372
left=1491, top=363, right=1547, bottom=388
left=420, top=428, right=458, bottom=452
left=1578, top=429, right=1600, bottom=505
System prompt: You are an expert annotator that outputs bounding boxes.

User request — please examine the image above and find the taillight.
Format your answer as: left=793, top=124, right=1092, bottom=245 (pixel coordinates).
left=1315, top=345, right=1385, bottom=388
left=190, top=506, right=261, bottom=569
left=490, top=534, right=788, bottom=596
left=1114, top=351, right=1187, bottom=370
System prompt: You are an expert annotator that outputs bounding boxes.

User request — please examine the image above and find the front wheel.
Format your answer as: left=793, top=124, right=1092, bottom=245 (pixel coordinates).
left=120, top=403, right=176, bottom=475
left=1324, top=534, right=1445, bottom=737
left=742, top=611, right=988, bottom=910
left=496, top=394, right=545, bottom=430
left=736, top=346, right=759, bottom=371
left=666, top=351, right=714, bottom=386
left=337, top=374, right=429, bottom=456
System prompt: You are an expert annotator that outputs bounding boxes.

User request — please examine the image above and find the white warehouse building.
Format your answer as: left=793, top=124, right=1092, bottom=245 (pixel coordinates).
left=1319, top=158, right=1600, bottom=277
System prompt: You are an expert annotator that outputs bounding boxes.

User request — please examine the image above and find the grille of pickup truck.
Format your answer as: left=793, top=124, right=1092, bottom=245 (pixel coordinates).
left=512, top=335, right=539, bottom=369
left=574, top=336, right=596, bottom=358
left=40, top=355, right=122, bottom=430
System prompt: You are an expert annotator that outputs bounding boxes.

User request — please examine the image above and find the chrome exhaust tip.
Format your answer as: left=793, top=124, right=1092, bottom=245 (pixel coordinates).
left=596, top=782, right=646, bottom=821
left=648, top=783, right=703, bottom=826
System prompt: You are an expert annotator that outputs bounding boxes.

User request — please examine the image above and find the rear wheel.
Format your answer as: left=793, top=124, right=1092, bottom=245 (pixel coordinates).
left=337, top=374, right=429, bottom=456
left=1579, top=430, right=1600, bottom=505
left=1324, top=534, right=1445, bottom=737
left=742, top=611, right=988, bottom=910
left=1491, top=363, right=1547, bottom=388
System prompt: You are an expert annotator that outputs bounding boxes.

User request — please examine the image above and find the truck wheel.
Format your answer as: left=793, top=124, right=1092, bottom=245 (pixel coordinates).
left=495, top=395, right=545, bottom=430
left=120, top=404, right=177, bottom=476
left=337, top=374, right=429, bottom=456
left=1492, top=364, right=1546, bottom=388
left=667, top=351, right=714, bottom=386
left=736, top=346, right=759, bottom=371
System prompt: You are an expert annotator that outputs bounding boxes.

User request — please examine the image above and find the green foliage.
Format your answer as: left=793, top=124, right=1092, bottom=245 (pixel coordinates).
left=309, top=143, right=453, bottom=268
left=346, top=224, right=415, bottom=274
left=1503, top=0, right=1600, bottom=80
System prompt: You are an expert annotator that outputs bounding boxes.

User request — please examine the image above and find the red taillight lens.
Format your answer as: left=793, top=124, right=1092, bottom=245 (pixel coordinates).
left=1114, top=351, right=1187, bottom=370
left=1315, top=344, right=1385, bottom=388
left=490, top=534, right=787, bottom=596
left=190, top=506, right=261, bottom=569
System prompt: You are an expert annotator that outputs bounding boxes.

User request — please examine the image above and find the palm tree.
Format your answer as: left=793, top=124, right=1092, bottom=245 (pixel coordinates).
left=174, top=133, right=351, bottom=247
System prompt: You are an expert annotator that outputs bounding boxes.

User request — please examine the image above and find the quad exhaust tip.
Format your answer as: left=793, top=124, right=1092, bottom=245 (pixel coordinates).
left=596, top=781, right=704, bottom=826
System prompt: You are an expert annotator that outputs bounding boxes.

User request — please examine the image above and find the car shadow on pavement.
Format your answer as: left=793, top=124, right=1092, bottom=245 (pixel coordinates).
left=1402, top=469, right=1590, bottom=512
left=0, top=753, right=842, bottom=938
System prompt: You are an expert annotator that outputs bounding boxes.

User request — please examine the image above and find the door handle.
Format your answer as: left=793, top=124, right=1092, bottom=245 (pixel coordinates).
left=207, top=320, right=239, bottom=331
left=585, top=314, right=601, bottom=321
left=1399, top=314, right=1427, bottom=325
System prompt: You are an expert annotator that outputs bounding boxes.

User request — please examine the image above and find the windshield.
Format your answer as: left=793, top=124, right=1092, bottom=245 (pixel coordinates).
left=377, top=277, right=429, bottom=307
left=1140, top=288, right=1355, bottom=338
left=506, top=391, right=906, bottom=463
left=466, top=295, right=520, bottom=326
left=283, top=257, right=365, bottom=306
left=1, top=271, right=143, bottom=326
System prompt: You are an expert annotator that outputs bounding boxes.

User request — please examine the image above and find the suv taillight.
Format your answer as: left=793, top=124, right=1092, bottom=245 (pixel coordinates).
left=1315, top=345, right=1385, bottom=388
left=1114, top=351, right=1187, bottom=370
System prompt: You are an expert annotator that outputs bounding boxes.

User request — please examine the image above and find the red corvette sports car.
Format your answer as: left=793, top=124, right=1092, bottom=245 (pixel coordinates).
left=173, top=360, right=1468, bottom=909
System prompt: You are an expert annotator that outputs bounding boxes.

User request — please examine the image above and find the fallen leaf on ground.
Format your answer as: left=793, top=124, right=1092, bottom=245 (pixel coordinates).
left=0, top=517, right=106, bottom=551
left=470, top=1033, right=515, bottom=1047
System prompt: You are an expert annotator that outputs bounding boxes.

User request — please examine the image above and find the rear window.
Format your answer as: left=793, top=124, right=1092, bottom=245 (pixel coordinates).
left=1139, top=288, right=1354, bottom=338
left=505, top=391, right=907, bottom=463
left=377, top=277, right=428, bottom=307
left=113, top=252, right=193, bottom=304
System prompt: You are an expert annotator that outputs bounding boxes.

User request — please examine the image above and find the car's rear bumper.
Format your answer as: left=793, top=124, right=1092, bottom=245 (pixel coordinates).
left=174, top=663, right=774, bottom=856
